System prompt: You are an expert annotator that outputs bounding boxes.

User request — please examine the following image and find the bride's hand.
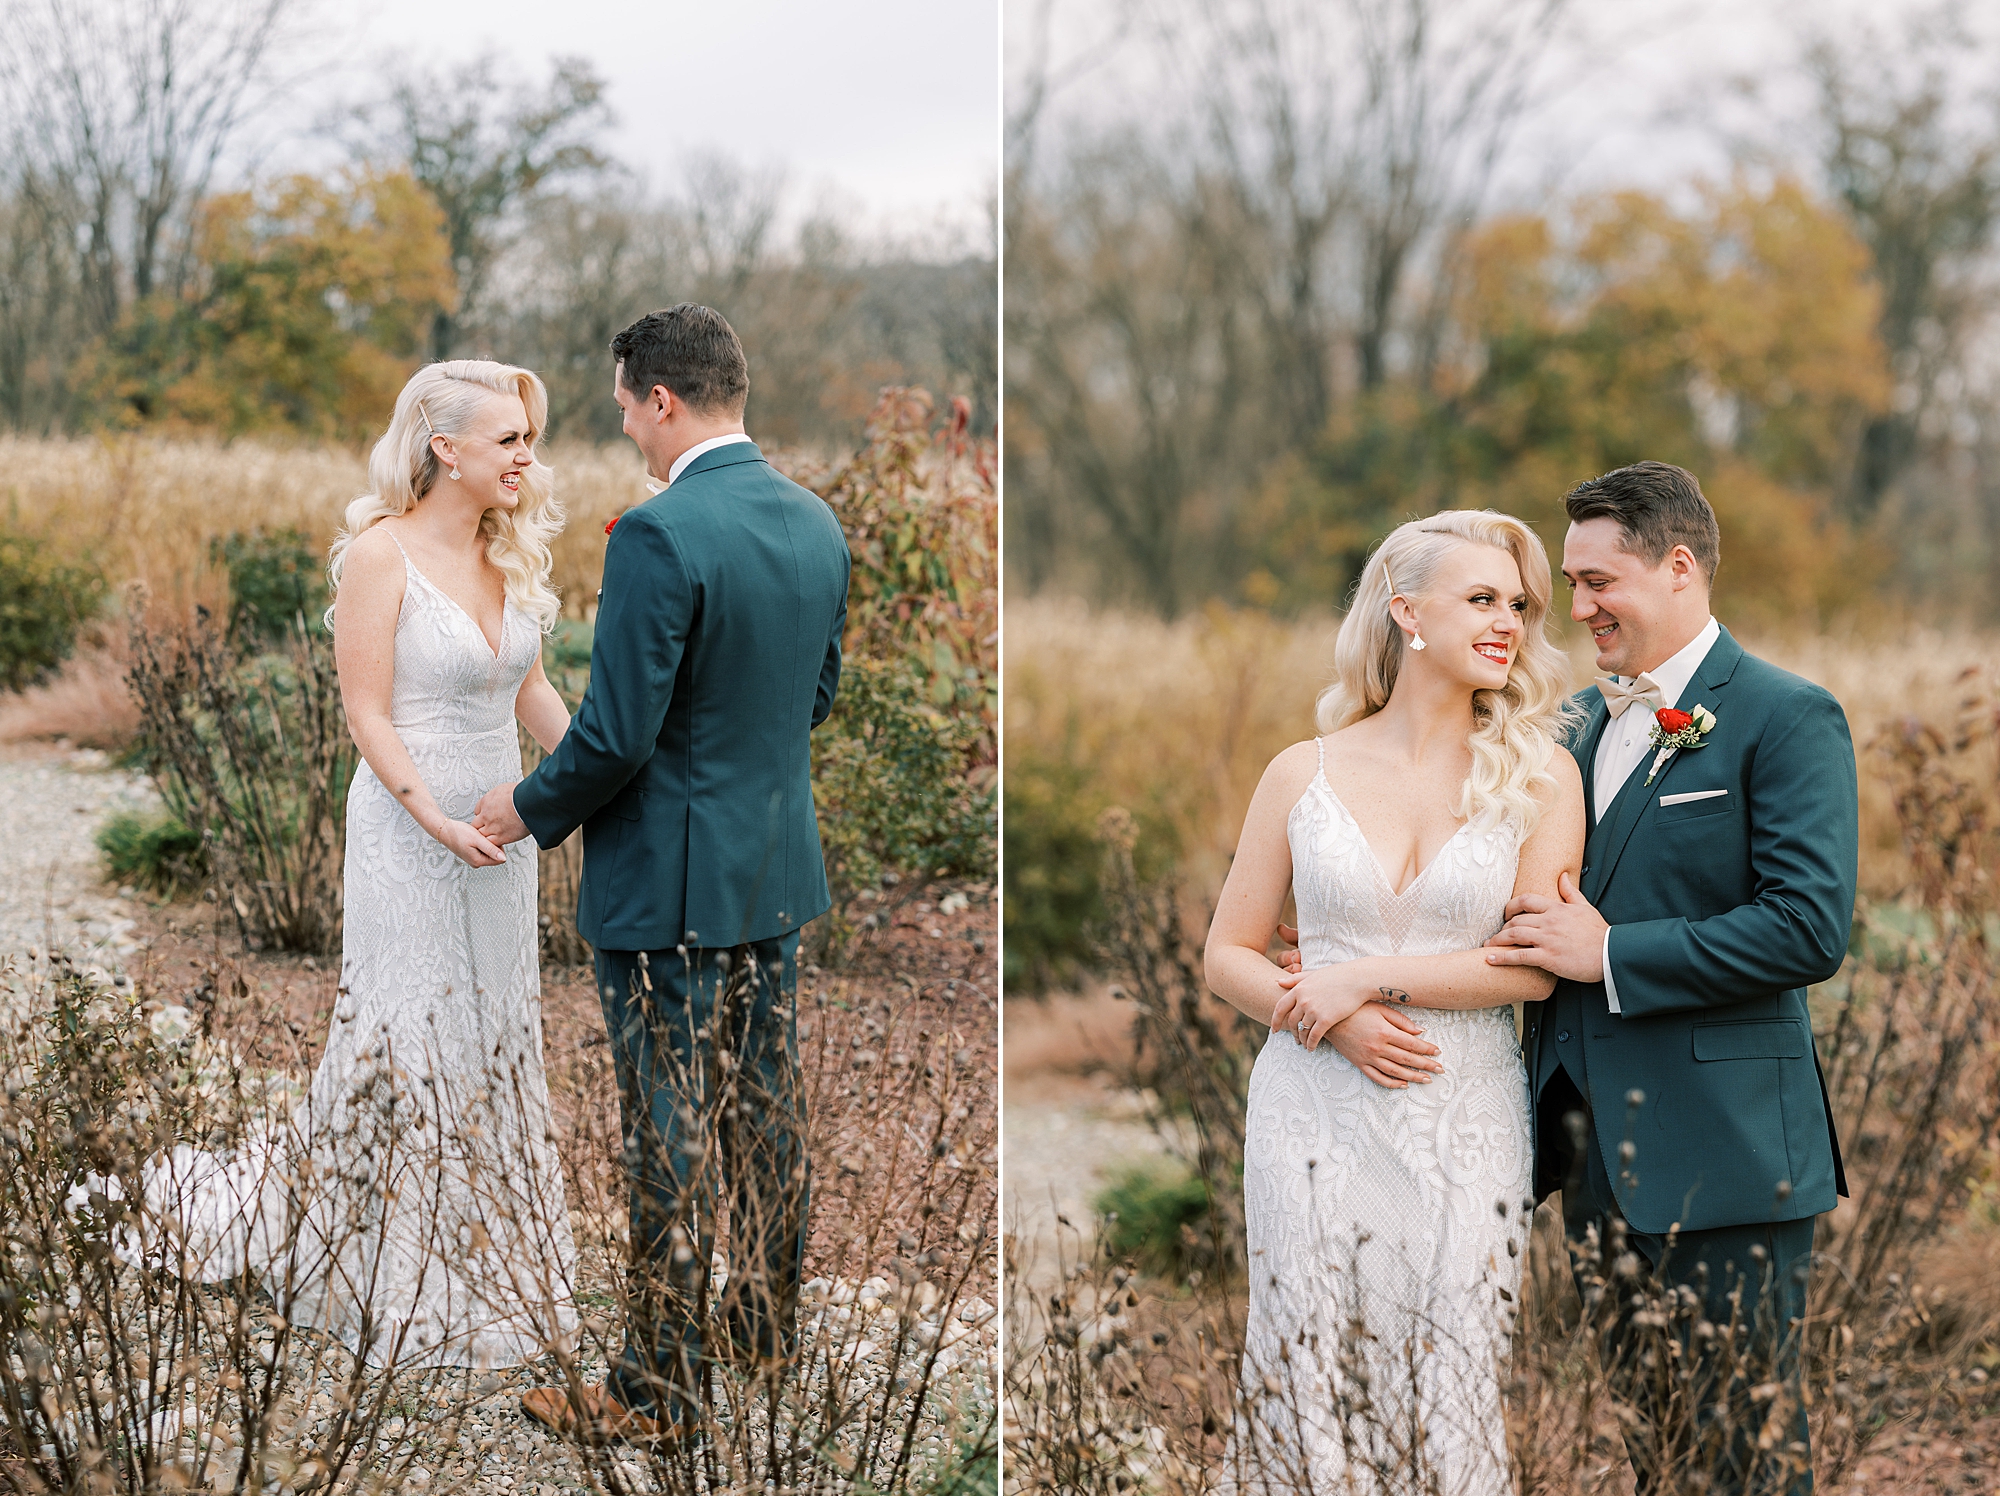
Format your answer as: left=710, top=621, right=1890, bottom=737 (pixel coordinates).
left=1269, top=964, right=1374, bottom=1050
left=1326, top=1004, right=1443, bottom=1088
left=436, top=818, right=506, bottom=868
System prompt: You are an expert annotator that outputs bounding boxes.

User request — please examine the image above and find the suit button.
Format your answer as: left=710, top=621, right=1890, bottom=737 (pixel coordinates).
left=1557, top=1030, right=1573, bottom=1043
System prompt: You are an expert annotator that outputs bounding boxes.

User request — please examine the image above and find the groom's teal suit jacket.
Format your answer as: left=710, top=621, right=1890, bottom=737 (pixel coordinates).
left=1525, top=627, right=1856, bottom=1234
left=514, top=442, right=851, bottom=949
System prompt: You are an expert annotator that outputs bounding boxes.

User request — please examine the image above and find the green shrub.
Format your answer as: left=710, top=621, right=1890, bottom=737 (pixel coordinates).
left=0, top=530, right=108, bottom=691
left=1095, top=1160, right=1214, bottom=1281
left=544, top=618, right=593, bottom=703
left=211, top=527, right=329, bottom=645
left=1002, top=749, right=1179, bottom=995
left=915, top=1430, right=998, bottom=1496
left=126, top=609, right=355, bottom=952
left=95, top=809, right=207, bottom=895
left=521, top=622, right=597, bottom=966
left=811, top=654, right=996, bottom=960
left=1002, top=755, right=1107, bottom=994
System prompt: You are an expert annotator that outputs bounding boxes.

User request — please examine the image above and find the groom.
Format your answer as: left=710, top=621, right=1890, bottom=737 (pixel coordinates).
left=473, top=304, right=851, bottom=1443
left=1486, top=462, right=1854, bottom=1495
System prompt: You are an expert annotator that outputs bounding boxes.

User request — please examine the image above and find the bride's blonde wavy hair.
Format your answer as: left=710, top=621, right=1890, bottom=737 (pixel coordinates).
left=1314, top=510, right=1581, bottom=834
left=326, top=361, right=564, bottom=632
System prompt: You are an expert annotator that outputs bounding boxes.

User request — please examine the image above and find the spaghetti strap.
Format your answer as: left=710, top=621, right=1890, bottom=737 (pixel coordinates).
left=379, top=527, right=412, bottom=562
left=1315, top=735, right=1326, bottom=775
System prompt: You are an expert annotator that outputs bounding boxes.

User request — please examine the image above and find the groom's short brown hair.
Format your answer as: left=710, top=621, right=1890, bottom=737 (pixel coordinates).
left=1564, top=461, right=1721, bottom=584
left=612, top=304, right=750, bottom=416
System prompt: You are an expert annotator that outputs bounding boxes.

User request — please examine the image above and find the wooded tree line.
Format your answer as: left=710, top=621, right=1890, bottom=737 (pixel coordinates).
left=0, top=0, right=995, bottom=449
left=1005, top=0, right=2000, bottom=625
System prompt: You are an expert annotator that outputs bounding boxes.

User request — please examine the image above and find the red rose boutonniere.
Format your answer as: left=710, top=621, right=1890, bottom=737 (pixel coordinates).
left=1645, top=703, right=1717, bottom=785
left=604, top=513, right=623, bottom=536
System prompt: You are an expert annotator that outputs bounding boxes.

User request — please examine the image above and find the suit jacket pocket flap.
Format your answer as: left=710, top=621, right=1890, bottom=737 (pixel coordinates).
left=1693, top=1019, right=1807, bottom=1061
left=607, top=785, right=646, bottom=822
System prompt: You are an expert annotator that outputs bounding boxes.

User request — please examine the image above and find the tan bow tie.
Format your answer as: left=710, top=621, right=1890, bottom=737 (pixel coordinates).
left=1595, top=673, right=1665, bottom=718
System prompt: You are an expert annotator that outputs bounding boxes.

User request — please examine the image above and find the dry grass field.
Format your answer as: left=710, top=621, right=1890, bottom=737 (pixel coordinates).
left=0, top=433, right=834, bottom=748
left=1004, top=595, right=1991, bottom=907
left=0, top=432, right=659, bottom=626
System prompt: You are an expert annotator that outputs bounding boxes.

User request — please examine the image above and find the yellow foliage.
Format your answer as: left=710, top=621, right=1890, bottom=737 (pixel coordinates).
left=1250, top=179, right=1892, bottom=630
left=82, top=171, right=456, bottom=441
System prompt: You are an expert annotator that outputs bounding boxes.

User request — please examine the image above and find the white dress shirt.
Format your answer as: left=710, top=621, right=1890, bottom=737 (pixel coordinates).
left=667, top=431, right=755, bottom=487
left=1593, top=615, right=1720, bottom=1012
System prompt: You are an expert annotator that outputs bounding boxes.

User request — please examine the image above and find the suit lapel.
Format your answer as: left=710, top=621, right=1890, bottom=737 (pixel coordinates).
left=1582, top=744, right=1668, bottom=905
left=1574, top=693, right=1612, bottom=826
left=1582, top=627, right=1745, bottom=905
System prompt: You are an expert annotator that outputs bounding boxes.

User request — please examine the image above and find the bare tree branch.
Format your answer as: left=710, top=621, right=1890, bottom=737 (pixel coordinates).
left=0, top=0, right=302, bottom=331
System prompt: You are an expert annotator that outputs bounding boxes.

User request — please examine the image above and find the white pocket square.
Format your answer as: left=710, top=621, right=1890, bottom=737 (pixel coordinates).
left=1659, top=789, right=1728, bottom=806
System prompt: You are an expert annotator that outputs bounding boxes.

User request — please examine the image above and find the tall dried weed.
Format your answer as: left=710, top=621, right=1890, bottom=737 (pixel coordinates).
left=0, top=932, right=996, bottom=1496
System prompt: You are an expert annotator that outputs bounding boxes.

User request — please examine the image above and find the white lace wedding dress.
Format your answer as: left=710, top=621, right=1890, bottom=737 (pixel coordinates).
left=1228, top=740, right=1533, bottom=1495
left=144, top=534, right=579, bottom=1368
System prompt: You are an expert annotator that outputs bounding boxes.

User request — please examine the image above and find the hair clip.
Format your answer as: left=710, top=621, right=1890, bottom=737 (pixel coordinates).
left=416, top=399, right=437, bottom=438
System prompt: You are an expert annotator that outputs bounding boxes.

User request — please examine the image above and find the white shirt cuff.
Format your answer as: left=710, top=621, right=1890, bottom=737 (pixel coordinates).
left=1602, top=927, right=1621, bottom=1014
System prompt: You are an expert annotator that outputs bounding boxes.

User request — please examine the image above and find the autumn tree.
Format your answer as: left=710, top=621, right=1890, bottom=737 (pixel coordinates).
left=83, top=170, right=455, bottom=439
left=1240, top=180, right=1891, bottom=627
left=345, top=55, right=614, bottom=362
left=0, top=0, right=304, bottom=426
left=1004, top=0, right=1576, bottom=613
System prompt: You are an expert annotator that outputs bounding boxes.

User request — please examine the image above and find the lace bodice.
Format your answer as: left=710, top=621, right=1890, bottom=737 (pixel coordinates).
left=384, top=540, right=539, bottom=736
left=1288, top=747, right=1522, bottom=967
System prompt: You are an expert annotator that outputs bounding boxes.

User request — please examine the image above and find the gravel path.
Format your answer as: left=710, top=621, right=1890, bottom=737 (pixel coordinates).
left=0, top=745, right=159, bottom=992
left=1003, top=1081, right=1190, bottom=1299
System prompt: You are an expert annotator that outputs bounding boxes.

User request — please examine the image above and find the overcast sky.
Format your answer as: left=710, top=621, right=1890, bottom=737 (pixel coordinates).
left=1005, top=0, right=2000, bottom=204
left=315, top=0, right=998, bottom=248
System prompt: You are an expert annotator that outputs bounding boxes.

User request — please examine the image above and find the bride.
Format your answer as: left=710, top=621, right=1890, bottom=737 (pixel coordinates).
left=144, top=361, right=580, bottom=1369
left=1204, top=510, right=1585, bottom=1494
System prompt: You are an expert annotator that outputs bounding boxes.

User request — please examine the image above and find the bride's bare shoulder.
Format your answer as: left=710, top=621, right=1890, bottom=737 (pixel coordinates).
left=1256, top=738, right=1323, bottom=802
left=343, top=522, right=405, bottom=572
left=332, top=524, right=408, bottom=623
left=1536, top=741, right=1584, bottom=803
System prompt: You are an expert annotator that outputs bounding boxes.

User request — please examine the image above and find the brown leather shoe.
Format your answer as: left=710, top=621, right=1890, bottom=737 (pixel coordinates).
left=519, top=1385, right=686, bottom=1447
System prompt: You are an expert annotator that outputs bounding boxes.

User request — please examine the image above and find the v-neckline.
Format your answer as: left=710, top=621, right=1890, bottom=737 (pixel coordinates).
left=1310, top=770, right=1470, bottom=900
left=401, top=552, right=507, bottom=660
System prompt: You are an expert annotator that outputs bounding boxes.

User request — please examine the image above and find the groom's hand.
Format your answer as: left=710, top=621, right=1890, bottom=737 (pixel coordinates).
left=1273, top=922, right=1303, bottom=975
left=471, top=782, right=529, bottom=846
left=1484, top=871, right=1606, bottom=982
